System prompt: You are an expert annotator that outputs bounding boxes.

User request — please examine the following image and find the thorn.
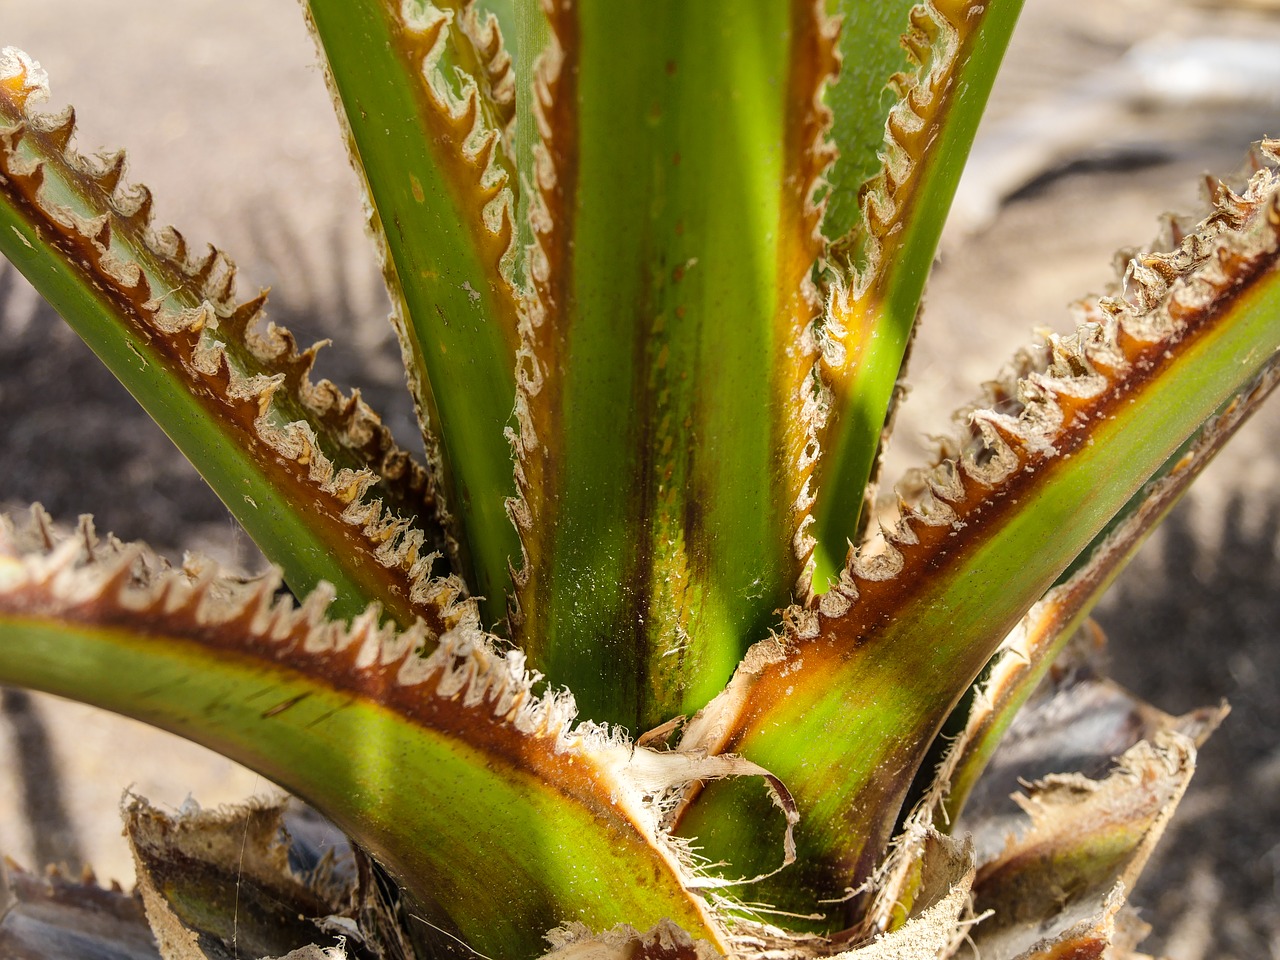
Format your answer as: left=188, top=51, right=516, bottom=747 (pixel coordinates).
left=118, top=183, right=153, bottom=225
left=224, top=290, right=269, bottom=340
left=93, top=150, right=126, bottom=194
left=42, top=105, right=74, bottom=152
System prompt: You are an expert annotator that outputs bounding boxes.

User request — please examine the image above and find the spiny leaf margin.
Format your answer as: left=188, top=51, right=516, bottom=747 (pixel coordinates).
left=678, top=140, right=1280, bottom=916
left=301, top=0, right=527, bottom=619
left=0, top=47, right=459, bottom=633
left=806, top=0, right=1024, bottom=590
left=0, top=507, right=808, bottom=958
left=927, top=355, right=1280, bottom=829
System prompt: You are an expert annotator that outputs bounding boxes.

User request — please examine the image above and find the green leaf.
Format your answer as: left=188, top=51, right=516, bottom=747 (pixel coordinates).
left=509, top=0, right=838, bottom=729
left=808, top=0, right=1025, bottom=591
left=303, top=0, right=525, bottom=621
left=0, top=55, right=458, bottom=633
left=0, top=509, right=748, bottom=959
left=676, top=153, right=1280, bottom=922
left=929, top=358, right=1280, bottom=829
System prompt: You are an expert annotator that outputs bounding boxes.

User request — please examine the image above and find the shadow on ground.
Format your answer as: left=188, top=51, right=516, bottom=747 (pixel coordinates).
left=1101, top=497, right=1280, bottom=959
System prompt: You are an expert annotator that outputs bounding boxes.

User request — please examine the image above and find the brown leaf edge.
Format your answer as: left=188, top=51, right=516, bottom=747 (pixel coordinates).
left=0, top=507, right=807, bottom=952
left=0, top=49, right=465, bottom=634
left=682, top=139, right=1280, bottom=762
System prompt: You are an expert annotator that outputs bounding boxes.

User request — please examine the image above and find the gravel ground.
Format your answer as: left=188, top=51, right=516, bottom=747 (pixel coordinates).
left=3, top=1, right=1280, bottom=956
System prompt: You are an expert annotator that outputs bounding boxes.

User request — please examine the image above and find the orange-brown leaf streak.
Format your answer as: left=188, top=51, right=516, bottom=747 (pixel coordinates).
left=0, top=521, right=697, bottom=926
left=779, top=0, right=840, bottom=589
left=391, top=1, right=523, bottom=352
left=0, top=100, right=463, bottom=636
left=508, top=0, right=578, bottom=645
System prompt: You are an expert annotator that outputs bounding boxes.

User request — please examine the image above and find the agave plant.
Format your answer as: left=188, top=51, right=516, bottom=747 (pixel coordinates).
left=2, top=1, right=1279, bottom=957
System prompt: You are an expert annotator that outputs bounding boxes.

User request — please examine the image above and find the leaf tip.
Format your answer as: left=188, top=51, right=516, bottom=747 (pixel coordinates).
left=0, top=47, right=49, bottom=111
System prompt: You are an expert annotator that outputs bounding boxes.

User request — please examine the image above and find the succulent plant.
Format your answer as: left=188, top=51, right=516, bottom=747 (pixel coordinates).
left=2, top=2, right=1279, bottom=957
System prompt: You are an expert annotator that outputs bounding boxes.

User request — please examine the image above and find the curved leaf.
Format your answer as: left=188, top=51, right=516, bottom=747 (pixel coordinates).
left=0, top=50, right=458, bottom=633
left=678, top=148, right=1280, bottom=921
left=303, top=0, right=525, bottom=620
left=808, top=0, right=1025, bottom=590
left=0, top=509, right=755, bottom=959
left=931, top=357, right=1280, bottom=829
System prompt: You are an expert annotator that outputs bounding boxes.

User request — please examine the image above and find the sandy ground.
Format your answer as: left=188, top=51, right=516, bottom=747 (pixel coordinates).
left=3, top=1, right=1280, bottom=956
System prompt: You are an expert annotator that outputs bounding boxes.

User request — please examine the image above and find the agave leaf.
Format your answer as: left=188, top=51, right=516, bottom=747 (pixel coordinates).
left=302, top=0, right=525, bottom=619
left=0, top=509, right=816, bottom=958
left=509, top=0, right=839, bottom=728
left=959, top=733, right=1196, bottom=960
left=677, top=148, right=1280, bottom=922
left=0, top=50, right=459, bottom=633
left=928, top=355, right=1280, bottom=828
left=807, top=0, right=1025, bottom=590
left=0, top=860, right=160, bottom=959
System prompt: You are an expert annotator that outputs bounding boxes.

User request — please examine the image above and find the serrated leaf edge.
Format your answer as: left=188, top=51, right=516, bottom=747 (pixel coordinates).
left=0, top=54, right=461, bottom=631
left=0, top=507, right=809, bottom=950
left=506, top=0, right=578, bottom=636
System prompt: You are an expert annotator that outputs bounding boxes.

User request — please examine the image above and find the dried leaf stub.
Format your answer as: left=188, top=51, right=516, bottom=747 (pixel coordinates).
left=264, top=947, right=350, bottom=960
left=0, top=859, right=160, bottom=960
left=959, top=733, right=1198, bottom=960
left=831, top=885, right=970, bottom=960
left=957, top=646, right=1224, bottom=863
left=854, top=824, right=974, bottom=943
left=540, top=919, right=721, bottom=960
left=125, top=795, right=364, bottom=960
left=830, top=832, right=974, bottom=960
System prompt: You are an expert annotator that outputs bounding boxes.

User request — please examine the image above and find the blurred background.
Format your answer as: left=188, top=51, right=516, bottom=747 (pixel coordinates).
left=3, top=1, right=1280, bottom=956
